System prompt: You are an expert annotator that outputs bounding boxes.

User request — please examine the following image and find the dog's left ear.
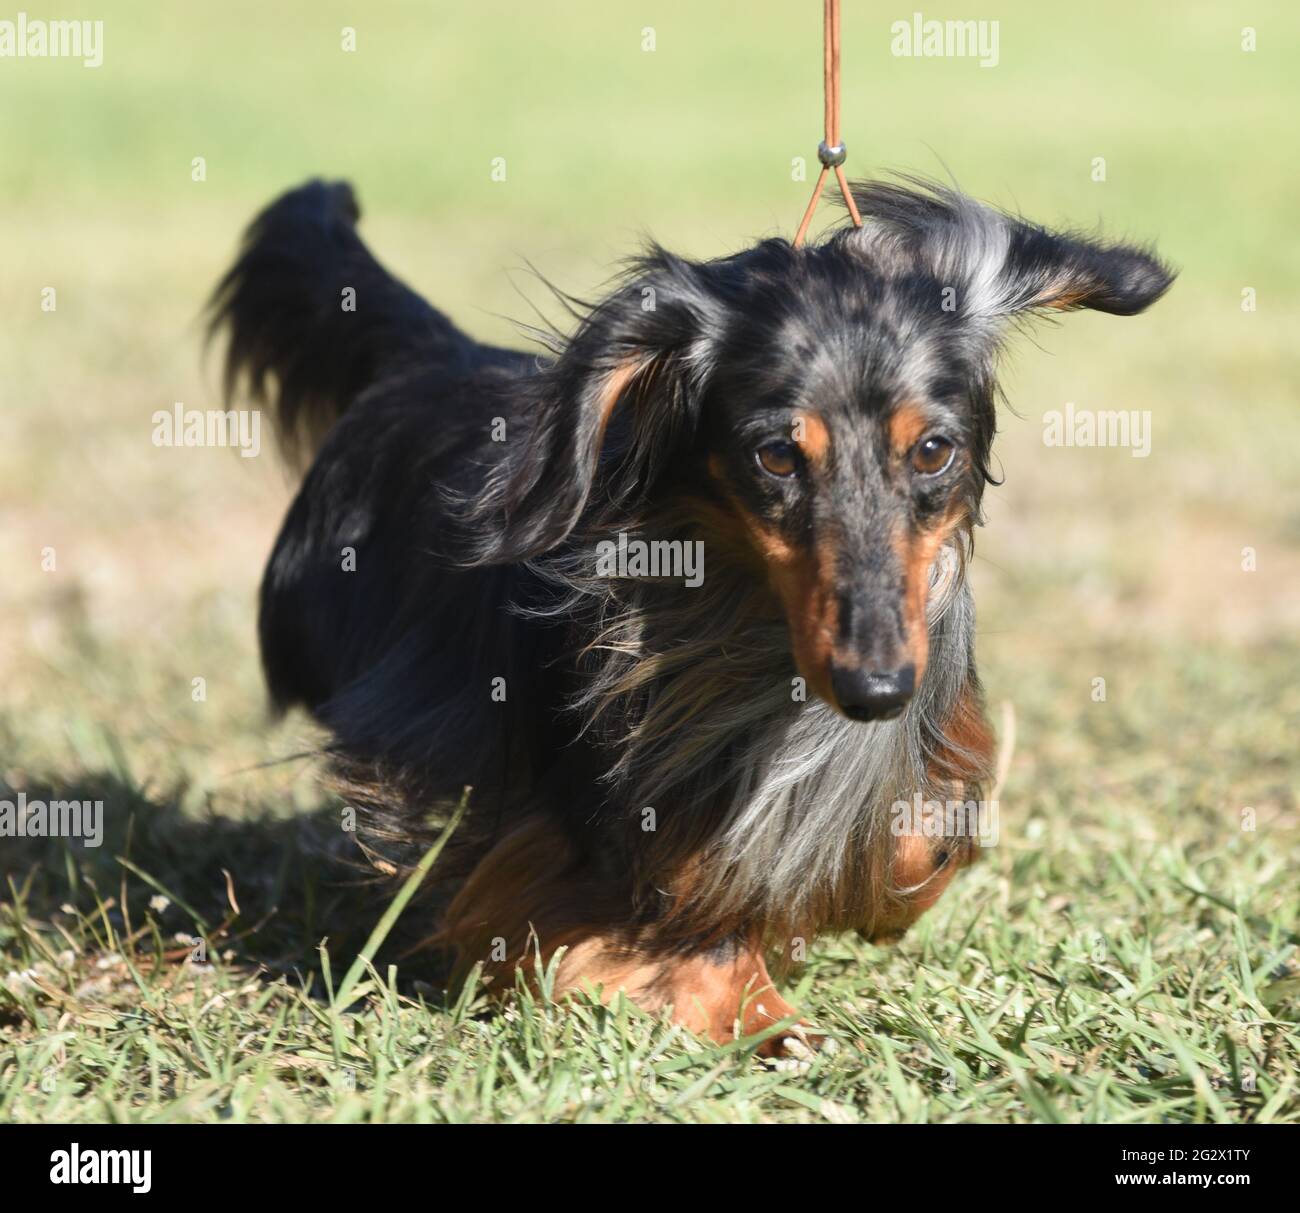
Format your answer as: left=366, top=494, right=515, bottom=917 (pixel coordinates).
left=849, top=178, right=1175, bottom=321
left=453, top=249, right=729, bottom=565
left=993, top=217, right=1175, bottom=317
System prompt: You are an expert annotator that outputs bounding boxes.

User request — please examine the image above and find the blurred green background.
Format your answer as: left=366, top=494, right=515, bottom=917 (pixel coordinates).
left=0, top=1, right=1297, bottom=1122
left=3, top=0, right=1296, bottom=792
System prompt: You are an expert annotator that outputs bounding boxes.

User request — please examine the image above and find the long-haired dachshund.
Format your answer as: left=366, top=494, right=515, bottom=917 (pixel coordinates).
left=211, top=178, right=1172, bottom=1053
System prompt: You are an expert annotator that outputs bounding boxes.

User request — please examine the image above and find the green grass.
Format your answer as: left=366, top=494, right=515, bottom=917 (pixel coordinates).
left=2, top=0, right=1298, bottom=1122
left=3, top=639, right=1297, bottom=1123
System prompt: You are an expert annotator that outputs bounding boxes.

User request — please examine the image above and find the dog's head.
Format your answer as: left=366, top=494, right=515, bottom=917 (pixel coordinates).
left=470, top=179, right=1174, bottom=720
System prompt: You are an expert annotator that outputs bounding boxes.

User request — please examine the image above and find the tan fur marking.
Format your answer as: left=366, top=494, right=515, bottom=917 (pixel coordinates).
left=868, top=684, right=995, bottom=942
left=707, top=457, right=840, bottom=703
left=894, top=503, right=968, bottom=682
left=555, top=937, right=805, bottom=1056
left=437, top=816, right=612, bottom=986
left=745, top=517, right=838, bottom=704
left=931, top=685, right=997, bottom=790
left=1042, top=284, right=1089, bottom=311
left=592, top=359, right=646, bottom=455
left=440, top=817, right=809, bottom=1054
left=793, top=411, right=831, bottom=466
left=888, top=400, right=930, bottom=456
left=892, top=832, right=960, bottom=908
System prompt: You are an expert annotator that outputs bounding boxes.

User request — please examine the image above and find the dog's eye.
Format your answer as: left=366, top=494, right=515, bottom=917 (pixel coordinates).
left=756, top=439, right=800, bottom=478
left=911, top=435, right=955, bottom=476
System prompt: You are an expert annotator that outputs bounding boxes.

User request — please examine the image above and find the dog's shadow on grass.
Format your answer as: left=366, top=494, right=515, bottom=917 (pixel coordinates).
left=0, top=770, right=452, bottom=994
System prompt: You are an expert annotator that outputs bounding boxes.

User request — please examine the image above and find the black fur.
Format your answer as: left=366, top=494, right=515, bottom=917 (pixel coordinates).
left=209, top=176, right=1174, bottom=957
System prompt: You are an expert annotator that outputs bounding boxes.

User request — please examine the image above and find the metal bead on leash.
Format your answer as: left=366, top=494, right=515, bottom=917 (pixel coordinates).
left=793, top=0, right=863, bottom=246
left=817, top=141, right=847, bottom=168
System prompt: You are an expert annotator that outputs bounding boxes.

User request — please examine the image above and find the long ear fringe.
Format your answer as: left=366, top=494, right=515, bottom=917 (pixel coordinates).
left=442, top=250, right=728, bottom=567
left=841, top=174, right=1175, bottom=320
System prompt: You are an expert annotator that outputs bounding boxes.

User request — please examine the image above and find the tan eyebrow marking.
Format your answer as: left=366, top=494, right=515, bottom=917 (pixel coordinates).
left=792, top=411, right=831, bottom=466
left=888, top=400, right=930, bottom=456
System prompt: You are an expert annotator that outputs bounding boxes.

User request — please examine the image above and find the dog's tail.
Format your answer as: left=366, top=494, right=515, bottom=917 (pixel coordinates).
left=208, top=179, right=479, bottom=467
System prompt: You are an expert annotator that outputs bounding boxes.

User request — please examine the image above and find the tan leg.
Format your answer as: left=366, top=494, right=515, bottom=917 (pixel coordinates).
left=439, top=817, right=813, bottom=1054
left=555, top=934, right=811, bottom=1056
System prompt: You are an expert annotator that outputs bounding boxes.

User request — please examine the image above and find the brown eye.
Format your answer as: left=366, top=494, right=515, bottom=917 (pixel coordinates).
left=911, top=435, right=955, bottom=476
left=756, top=439, right=800, bottom=478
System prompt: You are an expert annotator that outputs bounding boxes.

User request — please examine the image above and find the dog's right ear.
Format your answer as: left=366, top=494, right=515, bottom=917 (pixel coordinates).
left=453, top=249, right=728, bottom=564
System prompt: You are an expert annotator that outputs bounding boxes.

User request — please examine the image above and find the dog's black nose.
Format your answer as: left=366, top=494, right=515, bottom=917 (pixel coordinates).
left=830, top=664, right=916, bottom=721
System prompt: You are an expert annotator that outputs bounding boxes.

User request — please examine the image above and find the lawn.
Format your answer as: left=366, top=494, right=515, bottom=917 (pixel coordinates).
left=1, top=0, right=1297, bottom=1123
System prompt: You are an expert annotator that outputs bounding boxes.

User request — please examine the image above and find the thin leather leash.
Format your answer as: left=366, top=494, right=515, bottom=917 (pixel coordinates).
left=793, top=0, right=863, bottom=247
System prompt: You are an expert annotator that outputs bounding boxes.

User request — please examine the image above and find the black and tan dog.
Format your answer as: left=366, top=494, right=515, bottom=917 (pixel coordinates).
left=211, top=178, right=1172, bottom=1051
